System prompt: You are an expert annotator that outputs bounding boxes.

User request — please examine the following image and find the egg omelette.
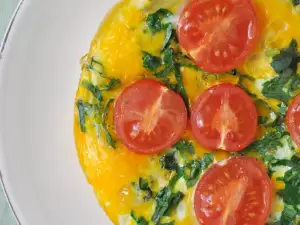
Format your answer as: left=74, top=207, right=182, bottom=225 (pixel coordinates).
left=74, top=0, right=300, bottom=224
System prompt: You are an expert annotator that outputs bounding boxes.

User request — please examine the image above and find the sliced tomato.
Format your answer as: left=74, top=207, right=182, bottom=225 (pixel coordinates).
left=191, top=84, right=257, bottom=152
left=114, top=80, right=187, bottom=154
left=194, top=156, right=272, bottom=225
left=287, top=94, right=300, bottom=147
left=177, top=0, right=258, bottom=73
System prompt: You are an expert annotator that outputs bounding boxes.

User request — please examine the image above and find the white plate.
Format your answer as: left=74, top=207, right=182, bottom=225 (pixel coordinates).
left=0, top=0, right=118, bottom=224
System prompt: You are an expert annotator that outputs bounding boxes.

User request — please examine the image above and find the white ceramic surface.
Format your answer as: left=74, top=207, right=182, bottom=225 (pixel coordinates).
left=0, top=0, right=118, bottom=224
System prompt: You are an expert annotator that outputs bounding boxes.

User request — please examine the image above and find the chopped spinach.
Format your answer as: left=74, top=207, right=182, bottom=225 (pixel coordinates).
left=138, top=177, right=153, bottom=201
left=143, top=52, right=162, bottom=72
left=146, top=9, right=173, bottom=34
left=76, top=100, right=88, bottom=132
left=101, top=78, right=121, bottom=90
left=81, top=81, right=103, bottom=102
left=151, top=186, right=184, bottom=224
left=86, top=57, right=105, bottom=76
left=292, top=0, right=300, bottom=6
left=161, top=24, right=173, bottom=51
left=143, top=48, right=190, bottom=112
left=101, top=99, right=116, bottom=149
left=173, top=139, right=195, bottom=161
left=243, top=126, right=290, bottom=162
left=184, top=153, right=214, bottom=188
left=131, top=211, right=149, bottom=225
left=160, top=151, right=178, bottom=171
left=281, top=166, right=300, bottom=206
left=262, top=40, right=300, bottom=102
left=279, top=205, right=298, bottom=225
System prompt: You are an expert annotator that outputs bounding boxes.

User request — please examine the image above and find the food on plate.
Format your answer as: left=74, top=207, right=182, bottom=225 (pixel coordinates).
left=74, top=0, right=300, bottom=224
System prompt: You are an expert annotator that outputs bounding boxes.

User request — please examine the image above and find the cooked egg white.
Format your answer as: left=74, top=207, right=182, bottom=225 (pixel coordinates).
left=74, top=0, right=300, bottom=224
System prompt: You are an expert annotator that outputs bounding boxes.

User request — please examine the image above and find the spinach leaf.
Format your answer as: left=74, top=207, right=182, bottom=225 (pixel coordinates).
left=81, top=81, right=103, bottom=102
left=279, top=205, right=298, bottom=225
left=101, top=99, right=116, bottom=149
left=131, top=211, right=149, bottom=225
left=138, top=177, right=153, bottom=201
left=86, top=57, right=105, bottom=76
left=101, top=78, right=121, bottom=91
left=160, top=151, right=178, bottom=171
left=161, top=24, right=173, bottom=51
left=184, top=153, right=214, bottom=188
left=281, top=166, right=300, bottom=206
left=174, top=139, right=195, bottom=161
left=143, top=49, right=190, bottom=112
left=151, top=186, right=184, bottom=224
left=262, top=40, right=300, bottom=102
left=76, top=100, right=88, bottom=132
left=243, top=126, right=290, bottom=162
left=146, top=9, right=173, bottom=34
left=292, top=0, right=300, bottom=6
left=288, top=74, right=300, bottom=97
left=143, top=52, right=162, bottom=72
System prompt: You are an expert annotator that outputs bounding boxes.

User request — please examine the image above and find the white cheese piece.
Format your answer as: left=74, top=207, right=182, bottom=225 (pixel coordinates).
left=274, top=136, right=295, bottom=160
left=118, top=214, right=131, bottom=225
left=176, top=200, right=187, bottom=221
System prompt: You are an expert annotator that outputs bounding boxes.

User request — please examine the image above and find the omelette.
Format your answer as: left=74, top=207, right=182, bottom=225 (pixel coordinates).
left=74, top=0, right=300, bottom=224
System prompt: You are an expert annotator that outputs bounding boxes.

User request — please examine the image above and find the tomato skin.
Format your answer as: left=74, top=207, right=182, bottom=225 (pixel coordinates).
left=114, top=80, right=188, bottom=154
left=191, top=84, right=257, bottom=152
left=177, top=0, right=258, bottom=73
left=194, top=156, right=273, bottom=225
left=287, top=94, right=300, bottom=147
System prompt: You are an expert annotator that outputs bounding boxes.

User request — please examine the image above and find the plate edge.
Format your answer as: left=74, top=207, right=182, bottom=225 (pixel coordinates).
left=0, top=0, right=25, bottom=224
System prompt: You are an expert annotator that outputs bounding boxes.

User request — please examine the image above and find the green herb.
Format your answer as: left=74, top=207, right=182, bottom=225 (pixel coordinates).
left=292, top=0, right=300, bottom=6
left=160, top=151, right=178, bottom=171
left=81, top=81, right=103, bottom=102
left=101, top=78, right=121, bottom=90
left=281, top=166, right=300, bottom=207
left=184, top=153, right=214, bottom=188
left=143, top=49, right=190, bottom=112
left=243, top=126, right=289, bottom=162
left=151, top=186, right=184, bottom=224
left=262, top=40, right=300, bottom=102
left=288, top=74, right=300, bottom=97
left=76, top=100, right=88, bottom=132
left=86, top=57, right=105, bottom=76
left=161, top=24, right=173, bottom=51
left=173, top=139, right=194, bottom=161
left=279, top=205, right=298, bottom=225
left=146, top=9, right=173, bottom=34
left=101, top=99, right=116, bottom=149
left=262, top=70, right=293, bottom=103
left=138, top=177, right=153, bottom=201
left=131, top=211, right=149, bottom=225
left=143, top=52, right=161, bottom=72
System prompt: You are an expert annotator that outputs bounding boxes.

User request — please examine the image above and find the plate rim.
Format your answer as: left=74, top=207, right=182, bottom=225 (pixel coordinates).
left=0, top=0, right=26, bottom=224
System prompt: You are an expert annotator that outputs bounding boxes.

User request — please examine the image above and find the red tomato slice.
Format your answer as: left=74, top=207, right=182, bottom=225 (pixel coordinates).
left=191, top=84, right=257, bottom=152
left=177, top=0, right=258, bottom=73
left=287, top=94, right=300, bottom=147
left=114, top=80, right=188, bottom=154
left=194, top=156, right=272, bottom=225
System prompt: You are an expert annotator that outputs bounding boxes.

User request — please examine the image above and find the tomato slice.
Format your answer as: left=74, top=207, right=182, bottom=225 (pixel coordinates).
left=177, top=0, right=258, bottom=73
left=191, top=84, right=257, bottom=152
left=194, top=156, right=272, bottom=225
left=114, top=80, right=187, bottom=154
left=287, top=94, right=300, bottom=147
